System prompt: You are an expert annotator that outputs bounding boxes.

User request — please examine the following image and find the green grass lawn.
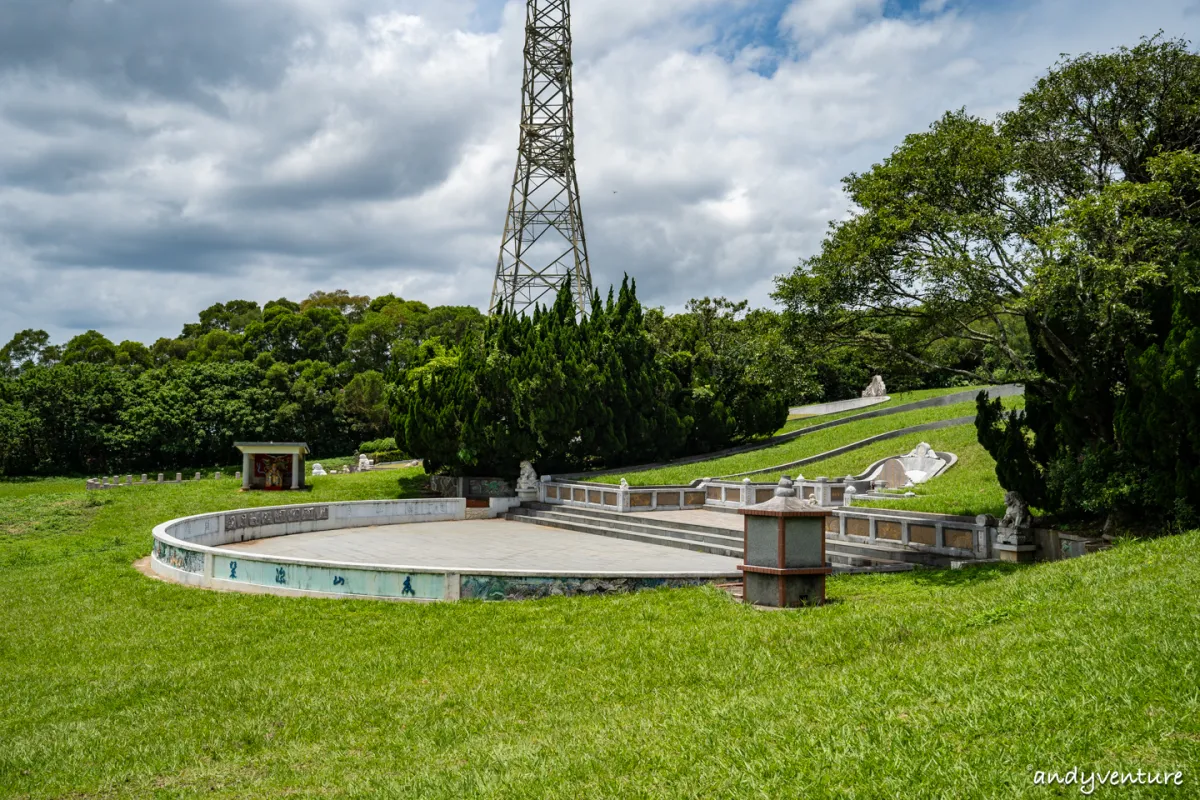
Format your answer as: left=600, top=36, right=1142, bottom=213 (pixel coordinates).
left=780, top=385, right=990, bottom=433
left=1, top=475, right=1197, bottom=798
left=596, top=395, right=1023, bottom=486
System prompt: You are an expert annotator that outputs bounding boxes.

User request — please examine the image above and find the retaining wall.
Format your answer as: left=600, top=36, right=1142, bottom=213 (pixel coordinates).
left=150, top=498, right=729, bottom=601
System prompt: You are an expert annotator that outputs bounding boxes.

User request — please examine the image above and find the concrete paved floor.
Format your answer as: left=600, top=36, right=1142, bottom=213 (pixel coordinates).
left=221, top=517, right=742, bottom=574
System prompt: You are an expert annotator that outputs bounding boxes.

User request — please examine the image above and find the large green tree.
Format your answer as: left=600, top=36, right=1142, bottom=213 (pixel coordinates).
left=392, top=279, right=781, bottom=478
left=778, top=36, right=1200, bottom=522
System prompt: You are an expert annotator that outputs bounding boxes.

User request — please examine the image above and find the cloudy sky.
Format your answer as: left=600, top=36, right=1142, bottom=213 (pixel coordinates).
left=0, top=0, right=1196, bottom=346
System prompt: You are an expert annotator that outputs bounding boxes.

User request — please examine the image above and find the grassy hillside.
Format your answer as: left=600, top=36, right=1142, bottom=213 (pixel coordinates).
left=595, top=395, right=1023, bottom=487
left=780, top=385, right=989, bottom=433
left=760, top=423, right=1010, bottom=517
left=0, top=476, right=1195, bottom=798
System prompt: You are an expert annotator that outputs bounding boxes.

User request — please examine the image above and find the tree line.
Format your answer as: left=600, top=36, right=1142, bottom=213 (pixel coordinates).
left=1, top=281, right=955, bottom=478
left=0, top=292, right=484, bottom=476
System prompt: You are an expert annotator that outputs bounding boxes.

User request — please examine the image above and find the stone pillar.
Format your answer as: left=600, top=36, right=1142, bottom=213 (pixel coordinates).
left=214, top=471, right=222, bottom=480
left=242, top=452, right=251, bottom=490
left=175, top=473, right=182, bottom=483
left=157, top=473, right=164, bottom=483
left=738, top=478, right=832, bottom=608
left=193, top=472, right=201, bottom=481
left=618, top=478, right=630, bottom=512
left=843, top=486, right=857, bottom=507
left=141, top=474, right=147, bottom=484
left=741, top=477, right=753, bottom=508
left=126, top=475, right=133, bottom=485
left=815, top=477, right=829, bottom=506
left=291, top=452, right=299, bottom=490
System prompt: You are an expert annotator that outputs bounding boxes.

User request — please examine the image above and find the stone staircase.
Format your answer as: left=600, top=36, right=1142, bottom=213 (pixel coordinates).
left=505, top=504, right=947, bottom=573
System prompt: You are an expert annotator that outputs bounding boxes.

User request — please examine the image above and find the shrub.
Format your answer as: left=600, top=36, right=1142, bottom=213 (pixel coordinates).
left=358, top=437, right=397, bottom=454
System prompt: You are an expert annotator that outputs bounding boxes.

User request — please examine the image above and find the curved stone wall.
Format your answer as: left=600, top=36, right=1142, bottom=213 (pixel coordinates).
left=150, top=498, right=729, bottom=601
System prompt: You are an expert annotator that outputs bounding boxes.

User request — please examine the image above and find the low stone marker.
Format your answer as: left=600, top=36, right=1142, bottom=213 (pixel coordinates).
left=235, top=471, right=241, bottom=481
left=738, top=477, right=833, bottom=608
left=141, top=474, right=148, bottom=484
left=158, top=474, right=164, bottom=483
left=193, top=472, right=201, bottom=481
left=175, top=473, right=182, bottom=483
left=215, top=471, right=222, bottom=480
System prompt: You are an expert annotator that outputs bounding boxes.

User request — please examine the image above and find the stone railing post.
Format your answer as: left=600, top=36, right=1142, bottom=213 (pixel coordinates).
left=741, top=477, right=752, bottom=507
left=815, top=477, right=829, bottom=506
left=618, top=478, right=630, bottom=512
left=843, top=485, right=856, bottom=507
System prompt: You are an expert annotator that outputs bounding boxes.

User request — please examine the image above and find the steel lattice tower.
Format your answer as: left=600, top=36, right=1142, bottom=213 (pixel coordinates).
left=490, top=0, right=592, bottom=317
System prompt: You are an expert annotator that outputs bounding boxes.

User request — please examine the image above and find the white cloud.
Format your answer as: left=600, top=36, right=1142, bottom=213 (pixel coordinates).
left=0, top=0, right=1195, bottom=345
left=780, top=0, right=886, bottom=41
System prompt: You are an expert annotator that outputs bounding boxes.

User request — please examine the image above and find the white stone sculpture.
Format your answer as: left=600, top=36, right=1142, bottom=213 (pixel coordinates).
left=996, top=491, right=1033, bottom=548
left=864, top=442, right=951, bottom=488
left=999, top=491, right=1031, bottom=531
left=357, top=453, right=373, bottom=471
left=311, top=463, right=327, bottom=476
left=516, top=460, right=539, bottom=502
left=517, top=460, right=539, bottom=490
left=862, top=375, right=887, bottom=398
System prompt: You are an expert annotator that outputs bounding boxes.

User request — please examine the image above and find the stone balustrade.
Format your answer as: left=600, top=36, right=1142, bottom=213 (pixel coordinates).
left=538, top=474, right=876, bottom=512
left=826, top=505, right=995, bottom=560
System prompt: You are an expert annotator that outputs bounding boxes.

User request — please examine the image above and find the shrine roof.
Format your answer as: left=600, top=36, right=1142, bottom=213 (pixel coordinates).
left=234, top=442, right=309, bottom=454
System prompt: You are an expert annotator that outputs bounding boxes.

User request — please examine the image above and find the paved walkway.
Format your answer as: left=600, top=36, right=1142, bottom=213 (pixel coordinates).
left=221, top=517, right=741, bottom=574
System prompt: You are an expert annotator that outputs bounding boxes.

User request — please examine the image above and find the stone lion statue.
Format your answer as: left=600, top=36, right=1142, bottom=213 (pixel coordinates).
left=517, top=460, right=538, bottom=491
left=1000, top=491, right=1031, bottom=530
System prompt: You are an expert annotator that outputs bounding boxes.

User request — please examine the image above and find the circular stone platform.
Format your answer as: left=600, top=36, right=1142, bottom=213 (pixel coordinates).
left=150, top=499, right=740, bottom=602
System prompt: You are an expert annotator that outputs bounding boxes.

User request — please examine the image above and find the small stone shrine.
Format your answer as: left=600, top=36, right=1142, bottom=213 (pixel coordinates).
left=234, top=442, right=308, bottom=491
left=737, top=477, right=833, bottom=607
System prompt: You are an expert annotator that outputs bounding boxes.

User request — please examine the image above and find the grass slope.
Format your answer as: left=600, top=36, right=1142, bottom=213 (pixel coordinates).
left=760, top=423, right=1011, bottom=517
left=780, top=385, right=989, bottom=433
left=597, top=396, right=1022, bottom=487
left=0, top=477, right=1196, bottom=798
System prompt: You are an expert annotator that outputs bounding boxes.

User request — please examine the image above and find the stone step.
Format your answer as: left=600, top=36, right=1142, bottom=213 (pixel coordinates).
left=824, top=537, right=952, bottom=567
left=524, top=502, right=742, bottom=537
left=510, top=506, right=928, bottom=573
left=505, top=511, right=744, bottom=558
left=511, top=506, right=743, bottom=550
left=825, top=550, right=917, bottom=572
left=529, top=504, right=936, bottom=565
